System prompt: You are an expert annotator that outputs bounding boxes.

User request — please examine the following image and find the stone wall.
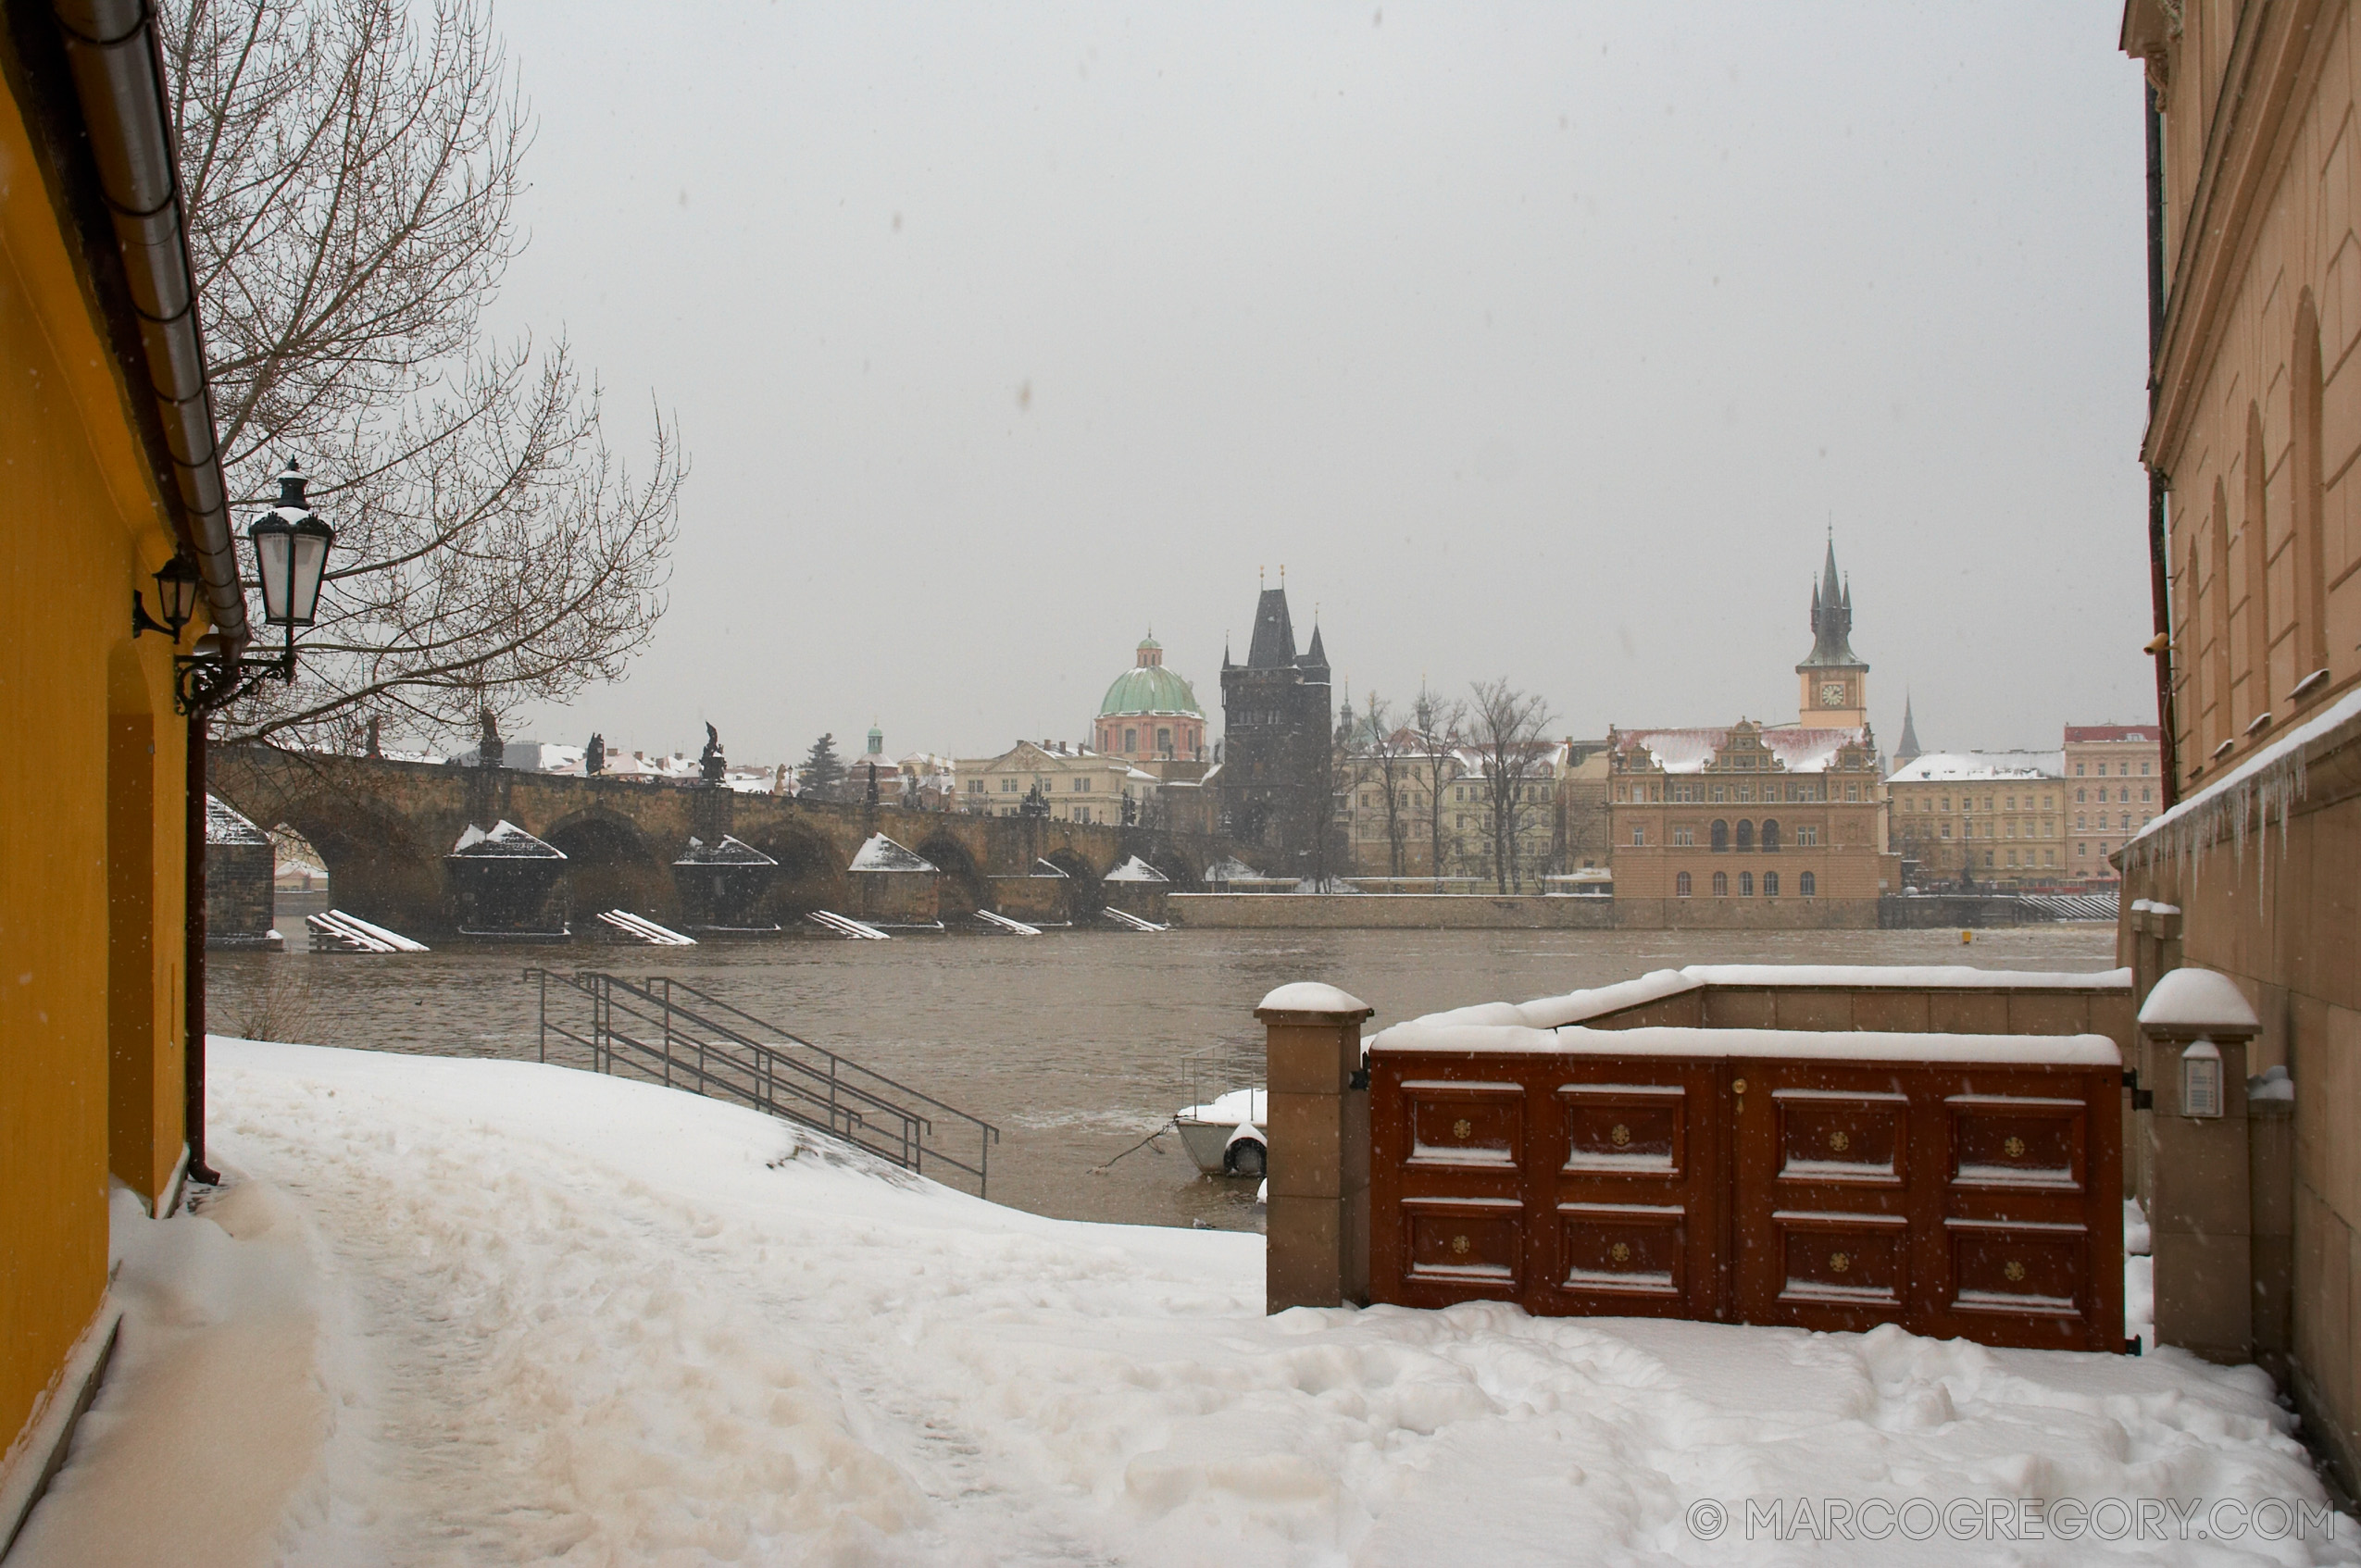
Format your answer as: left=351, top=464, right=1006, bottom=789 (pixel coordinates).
left=203, top=840, right=277, bottom=948
left=1168, top=893, right=1883, bottom=929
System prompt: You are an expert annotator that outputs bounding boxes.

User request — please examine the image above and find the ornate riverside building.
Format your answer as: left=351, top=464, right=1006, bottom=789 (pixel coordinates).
left=1217, top=582, right=1336, bottom=876
left=1605, top=541, right=1897, bottom=926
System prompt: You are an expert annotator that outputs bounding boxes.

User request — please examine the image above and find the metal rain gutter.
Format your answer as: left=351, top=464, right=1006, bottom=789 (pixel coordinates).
left=51, top=0, right=248, bottom=652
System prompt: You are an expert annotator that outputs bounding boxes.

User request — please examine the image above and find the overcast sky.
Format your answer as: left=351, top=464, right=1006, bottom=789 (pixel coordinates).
left=492, top=2, right=2151, bottom=767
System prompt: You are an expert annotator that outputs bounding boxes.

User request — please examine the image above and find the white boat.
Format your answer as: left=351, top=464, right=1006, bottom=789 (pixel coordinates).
left=1174, top=1086, right=1266, bottom=1177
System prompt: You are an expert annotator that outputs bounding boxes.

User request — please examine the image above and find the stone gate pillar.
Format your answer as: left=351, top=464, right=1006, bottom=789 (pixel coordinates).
left=1257, top=982, right=1375, bottom=1312
left=2137, top=966, right=2261, bottom=1362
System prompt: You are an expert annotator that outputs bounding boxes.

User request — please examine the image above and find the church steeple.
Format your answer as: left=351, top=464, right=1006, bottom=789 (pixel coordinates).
left=1896, top=693, right=1922, bottom=765
left=1795, top=537, right=1868, bottom=728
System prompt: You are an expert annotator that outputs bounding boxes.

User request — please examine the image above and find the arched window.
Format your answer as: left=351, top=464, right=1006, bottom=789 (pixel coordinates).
left=1739, top=871, right=1754, bottom=896
left=1734, top=819, right=1755, bottom=852
left=2246, top=403, right=2271, bottom=716
left=1675, top=871, right=1692, bottom=897
left=1710, top=819, right=1730, bottom=852
left=1711, top=871, right=1729, bottom=896
left=2295, top=292, right=2330, bottom=683
left=2211, top=478, right=2233, bottom=751
left=1799, top=871, right=1817, bottom=897
left=1760, top=818, right=1780, bottom=852
left=1763, top=871, right=1780, bottom=897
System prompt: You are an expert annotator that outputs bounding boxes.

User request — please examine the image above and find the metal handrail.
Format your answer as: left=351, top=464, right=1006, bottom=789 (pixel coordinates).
left=523, top=969, right=999, bottom=1193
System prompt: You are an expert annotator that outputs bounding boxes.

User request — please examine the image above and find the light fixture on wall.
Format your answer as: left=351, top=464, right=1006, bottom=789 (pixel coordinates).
left=176, top=460, right=335, bottom=713
left=2180, top=1037, right=2224, bottom=1119
left=131, top=553, right=202, bottom=641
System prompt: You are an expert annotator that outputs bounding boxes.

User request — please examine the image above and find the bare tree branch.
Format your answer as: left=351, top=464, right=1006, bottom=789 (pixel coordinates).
left=164, top=0, right=681, bottom=748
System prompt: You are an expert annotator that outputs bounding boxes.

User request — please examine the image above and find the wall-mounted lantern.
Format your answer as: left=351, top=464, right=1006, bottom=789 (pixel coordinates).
left=176, top=460, right=336, bottom=713
left=2180, top=1037, right=2224, bottom=1118
left=131, top=552, right=203, bottom=641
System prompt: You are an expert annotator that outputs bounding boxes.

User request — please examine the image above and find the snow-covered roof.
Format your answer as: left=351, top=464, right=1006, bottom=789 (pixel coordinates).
left=849, top=834, right=934, bottom=873
left=1102, top=855, right=1168, bottom=883
left=2128, top=686, right=2361, bottom=865
left=2137, top=967, right=2259, bottom=1033
left=1203, top=855, right=1259, bottom=879
left=1618, top=725, right=1868, bottom=775
left=205, top=794, right=269, bottom=845
left=449, top=820, right=564, bottom=858
left=673, top=834, right=777, bottom=867
left=1887, top=751, right=2063, bottom=783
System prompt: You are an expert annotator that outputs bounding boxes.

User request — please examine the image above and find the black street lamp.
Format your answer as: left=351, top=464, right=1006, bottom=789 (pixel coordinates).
left=175, top=459, right=336, bottom=713
left=131, top=552, right=203, bottom=640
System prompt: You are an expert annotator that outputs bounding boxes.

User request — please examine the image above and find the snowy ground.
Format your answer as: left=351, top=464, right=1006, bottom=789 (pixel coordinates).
left=13, top=1039, right=2354, bottom=1567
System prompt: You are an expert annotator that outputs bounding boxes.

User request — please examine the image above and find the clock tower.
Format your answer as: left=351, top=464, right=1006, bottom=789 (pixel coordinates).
left=1795, top=539, right=1868, bottom=728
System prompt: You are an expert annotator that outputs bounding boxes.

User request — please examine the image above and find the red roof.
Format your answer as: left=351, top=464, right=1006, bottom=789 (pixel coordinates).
left=2064, top=725, right=2160, bottom=743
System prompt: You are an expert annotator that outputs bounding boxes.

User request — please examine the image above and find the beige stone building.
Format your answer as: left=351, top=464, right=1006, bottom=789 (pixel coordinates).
left=1606, top=720, right=1894, bottom=925
left=2062, top=724, right=2163, bottom=884
left=954, top=740, right=1150, bottom=825
left=1887, top=751, right=2066, bottom=888
left=2119, top=0, right=2361, bottom=1487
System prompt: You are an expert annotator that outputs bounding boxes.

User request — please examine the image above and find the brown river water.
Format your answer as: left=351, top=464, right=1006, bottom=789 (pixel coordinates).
left=206, top=891, right=2116, bottom=1233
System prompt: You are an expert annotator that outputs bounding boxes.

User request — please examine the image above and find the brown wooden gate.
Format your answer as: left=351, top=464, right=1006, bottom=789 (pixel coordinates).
left=1368, top=1035, right=2122, bottom=1352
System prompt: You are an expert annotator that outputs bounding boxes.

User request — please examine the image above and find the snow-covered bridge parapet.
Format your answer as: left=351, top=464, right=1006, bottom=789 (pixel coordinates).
left=205, top=744, right=1251, bottom=937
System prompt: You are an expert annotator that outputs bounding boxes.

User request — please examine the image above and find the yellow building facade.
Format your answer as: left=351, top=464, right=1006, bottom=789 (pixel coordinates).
left=2, top=15, right=248, bottom=1541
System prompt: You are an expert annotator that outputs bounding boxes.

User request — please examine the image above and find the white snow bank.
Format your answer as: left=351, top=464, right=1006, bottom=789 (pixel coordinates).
left=2139, top=967, right=2261, bottom=1032
left=1257, top=981, right=1371, bottom=1014
left=15, top=1181, right=330, bottom=1568
left=1102, top=854, right=1169, bottom=883
left=19, top=1040, right=2348, bottom=1566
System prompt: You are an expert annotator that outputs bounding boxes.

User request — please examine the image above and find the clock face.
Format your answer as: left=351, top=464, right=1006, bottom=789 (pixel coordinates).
left=1819, top=680, right=1848, bottom=707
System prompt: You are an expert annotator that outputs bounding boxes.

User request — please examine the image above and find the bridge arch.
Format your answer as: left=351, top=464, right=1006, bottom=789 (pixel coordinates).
left=732, top=820, right=839, bottom=920
left=542, top=809, right=672, bottom=921
left=1042, top=848, right=1105, bottom=917
left=262, top=793, right=441, bottom=933
left=914, top=832, right=990, bottom=919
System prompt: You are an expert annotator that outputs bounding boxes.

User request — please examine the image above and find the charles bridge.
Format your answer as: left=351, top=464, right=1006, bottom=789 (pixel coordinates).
left=209, top=744, right=1246, bottom=937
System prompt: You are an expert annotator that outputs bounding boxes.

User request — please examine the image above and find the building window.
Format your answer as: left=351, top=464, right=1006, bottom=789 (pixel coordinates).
left=1759, top=818, right=1780, bottom=852
left=2076, top=763, right=2086, bottom=776
left=1846, top=784, right=1860, bottom=802
left=1712, top=871, right=1729, bottom=896
left=1074, top=806, right=1090, bottom=823
left=1984, top=852, right=1994, bottom=867
left=1124, top=727, right=1137, bottom=752
left=1676, top=871, right=1692, bottom=897
left=2142, top=761, right=2153, bottom=775
left=1763, top=871, right=1779, bottom=896
left=1739, top=871, right=1755, bottom=896
left=1735, top=819, right=1755, bottom=852
left=2044, top=850, right=2055, bottom=866
left=1630, top=826, right=1645, bottom=846
left=1798, top=825, right=1819, bottom=846
left=1799, top=871, right=1816, bottom=897
left=1710, top=784, right=1727, bottom=803
left=1156, top=728, right=1172, bottom=753
left=1710, top=819, right=1730, bottom=852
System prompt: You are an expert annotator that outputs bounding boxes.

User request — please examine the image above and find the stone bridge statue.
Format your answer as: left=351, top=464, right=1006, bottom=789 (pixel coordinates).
left=700, top=723, right=726, bottom=785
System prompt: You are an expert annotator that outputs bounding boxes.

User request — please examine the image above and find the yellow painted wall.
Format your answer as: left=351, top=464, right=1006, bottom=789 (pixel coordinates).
left=1, top=71, right=194, bottom=1465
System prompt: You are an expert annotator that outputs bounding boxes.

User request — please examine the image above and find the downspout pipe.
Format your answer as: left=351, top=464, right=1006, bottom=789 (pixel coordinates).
left=50, top=0, right=247, bottom=652
left=48, top=0, right=246, bottom=1187
left=2143, top=79, right=2180, bottom=809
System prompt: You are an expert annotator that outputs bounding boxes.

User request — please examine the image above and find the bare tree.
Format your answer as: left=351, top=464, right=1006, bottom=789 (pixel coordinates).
left=1410, top=685, right=1467, bottom=891
left=1354, top=694, right=1418, bottom=878
left=1468, top=678, right=1557, bottom=892
left=165, top=0, right=684, bottom=746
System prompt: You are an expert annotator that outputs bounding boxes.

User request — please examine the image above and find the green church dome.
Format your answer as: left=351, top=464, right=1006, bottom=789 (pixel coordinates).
left=1098, top=663, right=1202, bottom=718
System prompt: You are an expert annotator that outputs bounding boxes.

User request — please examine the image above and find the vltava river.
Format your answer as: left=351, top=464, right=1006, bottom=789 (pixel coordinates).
left=208, top=897, right=2117, bottom=1231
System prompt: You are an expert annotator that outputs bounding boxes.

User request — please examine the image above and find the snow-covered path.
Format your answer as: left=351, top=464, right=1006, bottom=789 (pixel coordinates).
left=14, top=1039, right=2356, bottom=1567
